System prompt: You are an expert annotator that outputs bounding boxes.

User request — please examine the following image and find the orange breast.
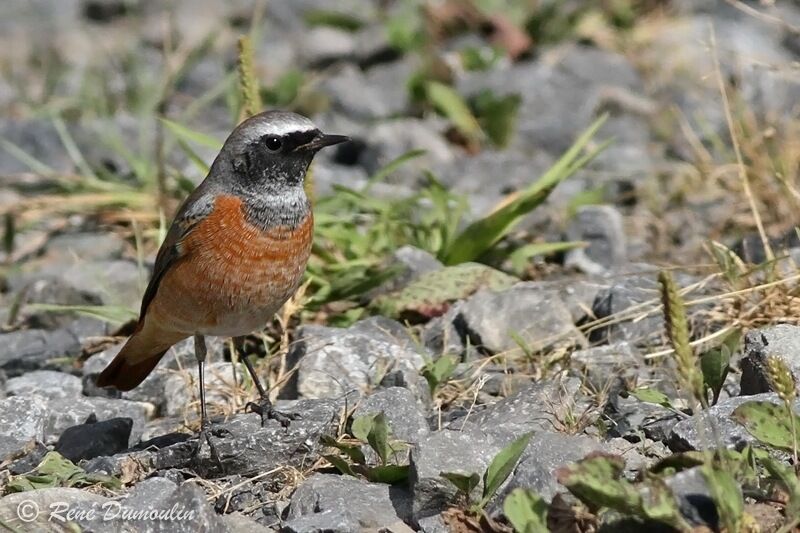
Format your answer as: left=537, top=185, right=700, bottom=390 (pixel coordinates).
left=149, top=195, right=313, bottom=336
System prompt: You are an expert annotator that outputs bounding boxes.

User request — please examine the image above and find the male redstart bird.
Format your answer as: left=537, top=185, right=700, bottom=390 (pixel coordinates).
left=96, top=110, right=349, bottom=431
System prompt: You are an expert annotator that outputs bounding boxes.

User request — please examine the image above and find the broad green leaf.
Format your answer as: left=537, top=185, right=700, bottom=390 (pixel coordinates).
left=701, top=465, right=744, bottom=533
left=364, top=464, right=409, bottom=484
left=324, top=454, right=357, bottom=477
left=421, top=355, right=458, bottom=396
left=351, top=414, right=375, bottom=443
left=503, top=488, right=548, bottom=533
left=441, top=471, right=480, bottom=497
left=426, top=81, right=483, bottom=143
left=320, top=435, right=366, bottom=465
left=629, top=388, right=675, bottom=410
left=472, top=90, right=521, bottom=148
left=367, top=412, right=392, bottom=465
left=732, top=401, right=800, bottom=451
left=26, top=304, right=138, bottom=325
left=161, top=118, right=223, bottom=150
left=480, top=432, right=533, bottom=508
left=441, top=114, right=610, bottom=265
left=370, top=263, right=517, bottom=322
left=304, top=10, right=364, bottom=31
left=7, top=452, right=120, bottom=493
left=700, top=344, right=732, bottom=405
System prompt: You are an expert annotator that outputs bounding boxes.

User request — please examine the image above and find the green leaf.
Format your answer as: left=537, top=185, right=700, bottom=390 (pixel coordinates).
left=324, top=454, right=357, bottom=477
left=479, top=432, right=533, bottom=508
left=425, top=81, right=483, bottom=143
left=441, top=471, right=480, bottom=497
left=367, top=412, right=393, bottom=465
left=320, top=435, right=366, bottom=465
left=629, top=388, right=675, bottom=410
left=421, top=355, right=459, bottom=396
left=161, top=118, right=223, bottom=150
left=760, top=455, right=800, bottom=517
left=732, top=401, right=800, bottom=451
left=351, top=414, right=375, bottom=443
left=370, top=263, right=517, bottom=322
left=365, top=149, right=427, bottom=191
left=364, top=464, right=410, bottom=484
left=700, top=340, right=733, bottom=405
left=7, top=452, right=121, bottom=493
left=25, top=304, right=138, bottom=325
left=441, top=114, right=610, bottom=265
left=701, top=464, right=744, bottom=533
left=472, top=90, right=521, bottom=148
left=503, top=488, right=548, bottom=533
left=304, top=10, right=364, bottom=31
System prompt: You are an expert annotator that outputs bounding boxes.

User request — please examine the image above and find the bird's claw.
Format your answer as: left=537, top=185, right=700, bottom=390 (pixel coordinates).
left=245, top=397, right=299, bottom=428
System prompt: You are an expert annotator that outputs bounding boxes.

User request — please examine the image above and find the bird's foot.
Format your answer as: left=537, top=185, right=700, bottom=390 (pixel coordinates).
left=245, top=396, right=299, bottom=428
left=192, top=421, right=226, bottom=474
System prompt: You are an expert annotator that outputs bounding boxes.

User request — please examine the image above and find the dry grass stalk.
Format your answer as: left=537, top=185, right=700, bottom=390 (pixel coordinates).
left=237, top=35, right=262, bottom=120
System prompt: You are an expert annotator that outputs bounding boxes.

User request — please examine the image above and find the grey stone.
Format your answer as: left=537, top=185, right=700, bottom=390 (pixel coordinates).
left=223, top=512, right=275, bottom=533
left=421, top=302, right=474, bottom=360
left=321, top=64, right=399, bottom=121
left=457, top=44, right=644, bottom=156
left=286, top=474, right=412, bottom=528
left=565, top=205, right=627, bottom=274
left=606, top=394, right=681, bottom=444
left=126, top=482, right=229, bottom=533
left=281, top=509, right=360, bottom=533
left=0, top=395, right=47, bottom=461
left=0, top=119, right=72, bottom=175
left=436, top=149, right=556, bottom=217
left=164, top=361, right=241, bottom=417
left=456, top=284, right=585, bottom=356
left=372, top=245, right=443, bottom=296
left=353, top=387, right=430, bottom=448
left=193, top=398, right=343, bottom=477
left=45, top=396, right=150, bottom=447
left=357, top=118, right=455, bottom=183
left=663, top=467, right=717, bottom=528
left=0, top=328, right=82, bottom=376
left=740, top=325, right=800, bottom=395
left=16, top=277, right=102, bottom=329
left=417, top=513, right=449, bottom=533
left=285, top=317, right=426, bottom=400
left=491, top=432, right=603, bottom=506
left=83, top=337, right=225, bottom=411
left=6, top=370, right=82, bottom=399
left=410, top=427, right=513, bottom=520
left=461, top=377, right=596, bottom=436
left=590, top=266, right=698, bottom=346
left=45, top=232, right=126, bottom=261
left=299, top=26, right=356, bottom=66
left=669, top=393, right=798, bottom=451
left=0, top=487, right=110, bottom=531
left=570, top=342, right=642, bottom=393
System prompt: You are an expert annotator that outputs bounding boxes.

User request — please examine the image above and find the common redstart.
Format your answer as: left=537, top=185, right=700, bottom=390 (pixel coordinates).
left=96, top=111, right=349, bottom=430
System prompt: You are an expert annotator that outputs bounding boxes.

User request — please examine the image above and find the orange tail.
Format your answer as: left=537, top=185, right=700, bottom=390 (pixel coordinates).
left=96, top=326, right=187, bottom=391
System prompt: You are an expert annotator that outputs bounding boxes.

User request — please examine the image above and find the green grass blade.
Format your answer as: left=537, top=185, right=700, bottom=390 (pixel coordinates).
left=426, top=81, right=483, bottom=143
left=0, top=138, right=56, bottom=176
left=25, top=304, right=138, bottom=325
left=441, top=113, right=609, bottom=265
left=160, top=118, right=223, bottom=150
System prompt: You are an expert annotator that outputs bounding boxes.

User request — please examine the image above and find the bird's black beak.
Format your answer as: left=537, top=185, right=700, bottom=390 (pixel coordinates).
left=299, top=132, right=350, bottom=152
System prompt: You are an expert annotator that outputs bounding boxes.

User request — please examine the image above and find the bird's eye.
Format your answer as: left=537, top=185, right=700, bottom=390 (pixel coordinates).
left=264, top=136, right=282, bottom=152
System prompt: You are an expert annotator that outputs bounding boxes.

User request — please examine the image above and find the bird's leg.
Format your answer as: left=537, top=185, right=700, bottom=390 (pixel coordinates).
left=235, top=336, right=297, bottom=428
left=195, top=333, right=209, bottom=430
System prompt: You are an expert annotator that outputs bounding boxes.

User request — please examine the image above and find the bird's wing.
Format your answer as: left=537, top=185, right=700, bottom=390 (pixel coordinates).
left=137, top=191, right=215, bottom=321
